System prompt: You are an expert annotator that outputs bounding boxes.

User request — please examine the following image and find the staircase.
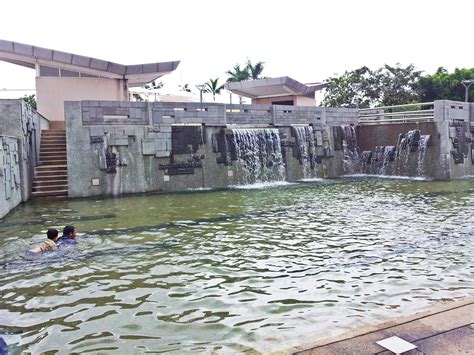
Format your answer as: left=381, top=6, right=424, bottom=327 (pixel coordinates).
left=32, top=129, right=68, bottom=198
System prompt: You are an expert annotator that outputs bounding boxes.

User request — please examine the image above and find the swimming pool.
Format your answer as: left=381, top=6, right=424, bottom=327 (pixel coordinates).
left=0, top=177, right=472, bottom=353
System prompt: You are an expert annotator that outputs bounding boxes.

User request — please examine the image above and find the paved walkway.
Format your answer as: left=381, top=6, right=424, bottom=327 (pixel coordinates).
left=278, top=297, right=473, bottom=355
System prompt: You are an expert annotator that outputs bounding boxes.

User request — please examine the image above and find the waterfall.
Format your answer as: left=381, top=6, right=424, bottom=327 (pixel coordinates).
left=341, top=125, right=361, bottom=175
left=227, top=128, right=286, bottom=185
left=293, top=126, right=317, bottom=179
left=395, top=130, right=431, bottom=177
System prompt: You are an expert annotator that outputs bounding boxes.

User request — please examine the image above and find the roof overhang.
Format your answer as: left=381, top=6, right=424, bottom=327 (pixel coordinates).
left=225, top=76, right=328, bottom=98
left=0, top=39, right=180, bottom=86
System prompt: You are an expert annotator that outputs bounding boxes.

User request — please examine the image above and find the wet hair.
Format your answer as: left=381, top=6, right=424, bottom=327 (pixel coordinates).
left=63, top=225, right=76, bottom=236
left=47, top=228, right=59, bottom=240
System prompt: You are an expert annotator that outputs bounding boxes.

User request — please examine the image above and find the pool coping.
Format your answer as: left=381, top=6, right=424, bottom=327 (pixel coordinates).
left=274, top=296, right=474, bottom=354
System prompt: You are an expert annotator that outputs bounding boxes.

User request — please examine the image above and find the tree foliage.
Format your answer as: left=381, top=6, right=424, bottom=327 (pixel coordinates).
left=246, top=59, right=265, bottom=80
left=322, top=64, right=474, bottom=108
left=322, top=64, right=422, bottom=108
left=179, top=83, right=192, bottom=93
left=226, top=59, right=265, bottom=83
left=23, top=94, right=37, bottom=110
left=419, top=67, right=474, bottom=102
left=205, top=78, right=225, bottom=101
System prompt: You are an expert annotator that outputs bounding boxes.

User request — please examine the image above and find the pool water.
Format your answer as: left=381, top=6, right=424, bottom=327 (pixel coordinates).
left=0, top=177, right=473, bottom=353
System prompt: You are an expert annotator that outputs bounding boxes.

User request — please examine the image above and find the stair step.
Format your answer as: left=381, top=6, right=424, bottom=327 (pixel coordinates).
left=36, top=165, right=67, bottom=171
left=40, top=144, right=66, bottom=149
left=31, top=190, right=68, bottom=198
left=32, top=183, right=68, bottom=190
left=40, top=154, right=67, bottom=159
left=40, top=149, right=66, bottom=154
left=41, top=134, right=66, bottom=137
left=39, top=160, right=67, bottom=166
left=34, top=174, right=68, bottom=181
left=33, top=178, right=67, bottom=186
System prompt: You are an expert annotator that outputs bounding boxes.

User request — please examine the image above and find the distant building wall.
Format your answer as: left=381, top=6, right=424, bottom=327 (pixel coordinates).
left=36, top=77, right=128, bottom=123
left=0, top=99, right=41, bottom=218
left=252, top=95, right=316, bottom=106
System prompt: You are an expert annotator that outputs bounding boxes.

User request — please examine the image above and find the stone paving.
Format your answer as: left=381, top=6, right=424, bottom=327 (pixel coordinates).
left=278, top=297, right=473, bottom=355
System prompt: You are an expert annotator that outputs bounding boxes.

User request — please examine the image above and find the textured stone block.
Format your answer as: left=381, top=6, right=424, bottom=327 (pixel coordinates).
left=142, top=139, right=156, bottom=155
left=114, top=136, right=129, bottom=146
left=155, top=151, right=170, bottom=158
left=155, top=139, right=167, bottom=151
left=158, top=125, right=172, bottom=133
left=90, top=126, right=105, bottom=137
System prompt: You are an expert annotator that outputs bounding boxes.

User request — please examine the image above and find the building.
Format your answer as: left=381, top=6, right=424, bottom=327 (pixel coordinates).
left=0, top=39, right=180, bottom=128
left=225, top=76, right=328, bottom=106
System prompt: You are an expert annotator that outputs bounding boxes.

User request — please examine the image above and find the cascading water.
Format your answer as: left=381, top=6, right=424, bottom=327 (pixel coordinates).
left=293, top=126, right=317, bottom=179
left=342, top=127, right=431, bottom=178
left=227, top=128, right=286, bottom=185
left=341, top=125, right=361, bottom=174
left=394, top=130, right=431, bottom=177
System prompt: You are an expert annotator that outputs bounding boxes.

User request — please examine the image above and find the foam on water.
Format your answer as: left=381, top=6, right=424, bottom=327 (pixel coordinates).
left=343, top=174, right=430, bottom=181
left=228, top=181, right=294, bottom=189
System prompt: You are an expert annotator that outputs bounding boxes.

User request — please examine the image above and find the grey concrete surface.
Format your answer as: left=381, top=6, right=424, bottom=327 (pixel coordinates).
left=282, top=297, right=474, bottom=355
left=0, top=99, right=41, bottom=218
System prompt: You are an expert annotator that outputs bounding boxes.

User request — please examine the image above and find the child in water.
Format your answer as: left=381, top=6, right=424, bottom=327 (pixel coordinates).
left=30, top=228, right=59, bottom=253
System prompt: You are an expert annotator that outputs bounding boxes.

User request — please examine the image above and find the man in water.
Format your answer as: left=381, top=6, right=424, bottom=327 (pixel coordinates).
left=30, top=228, right=59, bottom=253
left=56, top=225, right=78, bottom=247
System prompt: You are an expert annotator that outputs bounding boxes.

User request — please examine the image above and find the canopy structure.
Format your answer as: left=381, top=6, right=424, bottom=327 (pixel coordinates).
left=225, top=76, right=328, bottom=99
left=0, top=39, right=180, bottom=86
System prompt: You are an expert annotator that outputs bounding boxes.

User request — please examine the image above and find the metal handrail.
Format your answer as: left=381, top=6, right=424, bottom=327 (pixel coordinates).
left=358, top=102, right=435, bottom=123
left=358, top=102, right=434, bottom=112
left=359, top=109, right=434, bottom=118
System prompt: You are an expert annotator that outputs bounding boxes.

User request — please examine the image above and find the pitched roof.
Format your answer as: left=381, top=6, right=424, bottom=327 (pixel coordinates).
left=0, top=39, right=180, bottom=86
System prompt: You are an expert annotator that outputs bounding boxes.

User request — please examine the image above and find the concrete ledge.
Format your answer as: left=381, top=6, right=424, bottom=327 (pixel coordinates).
left=276, top=296, right=474, bottom=355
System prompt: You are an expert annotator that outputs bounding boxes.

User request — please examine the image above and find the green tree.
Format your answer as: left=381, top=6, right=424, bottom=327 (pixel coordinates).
left=144, top=80, right=164, bottom=91
left=246, top=59, right=265, bottom=80
left=374, top=64, right=422, bottom=106
left=205, top=78, right=225, bottom=101
left=322, top=64, right=422, bottom=108
left=179, top=83, right=192, bottom=93
left=322, top=66, right=375, bottom=108
left=226, top=64, right=250, bottom=83
left=226, top=60, right=266, bottom=83
left=23, top=94, right=37, bottom=110
left=418, top=67, right=474, bottom=102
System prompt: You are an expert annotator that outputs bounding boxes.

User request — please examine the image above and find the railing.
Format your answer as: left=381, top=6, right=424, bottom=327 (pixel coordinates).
left=358, top=102, right=435, bottom=124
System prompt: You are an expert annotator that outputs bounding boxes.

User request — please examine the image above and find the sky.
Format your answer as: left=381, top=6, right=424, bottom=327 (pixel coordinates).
left=0, top=0, right=473, bottom=103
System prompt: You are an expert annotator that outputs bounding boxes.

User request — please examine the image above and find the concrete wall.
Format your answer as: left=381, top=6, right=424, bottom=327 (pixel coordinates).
left=64, top=99, right=473, bottom=199
left=433, top=100, right=474, bottom=179
left=355, top=101, right=474, bottom=179
left=36, top=77, right=128, bottom=122
left=65, top=101, right=357, bottom=198
left=0, top=99, right=41, bottom=218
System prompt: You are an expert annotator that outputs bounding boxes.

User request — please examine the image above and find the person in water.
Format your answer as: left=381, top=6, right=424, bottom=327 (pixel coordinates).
left=30, top=228, right=59, bottom=253
left=56, top=225, right=78, bottom=246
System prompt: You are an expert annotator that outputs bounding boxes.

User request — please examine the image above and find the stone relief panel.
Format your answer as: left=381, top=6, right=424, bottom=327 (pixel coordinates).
left=449, top=120, right=471, bottom=164
left=1, top=137, right=21, bottom=200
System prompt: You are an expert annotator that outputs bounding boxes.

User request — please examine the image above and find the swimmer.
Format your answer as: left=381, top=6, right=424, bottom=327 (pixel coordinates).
left=56, top=225, right=78, bottom=247
left=30, top=228, right=59, bottom=253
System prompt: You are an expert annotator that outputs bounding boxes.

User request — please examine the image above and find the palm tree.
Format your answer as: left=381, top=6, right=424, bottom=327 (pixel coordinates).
left=226, top=64, right=250, bottom=83
left=246, top=59, right=265, bottom=80
left=205, top=78, right=225, bottom=101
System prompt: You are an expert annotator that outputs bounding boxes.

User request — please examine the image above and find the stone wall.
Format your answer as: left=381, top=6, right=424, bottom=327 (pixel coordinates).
left=355, top=101, right=474, bottom=179
left=65, top=101, right=357, bottom=197
left=0, top=100, right=41, bottom=218
left=64, top=99, right=473, bottom=199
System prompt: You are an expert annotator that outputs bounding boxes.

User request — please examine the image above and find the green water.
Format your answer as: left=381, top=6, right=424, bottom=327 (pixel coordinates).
left=0, top=178, right=473, bottom=353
